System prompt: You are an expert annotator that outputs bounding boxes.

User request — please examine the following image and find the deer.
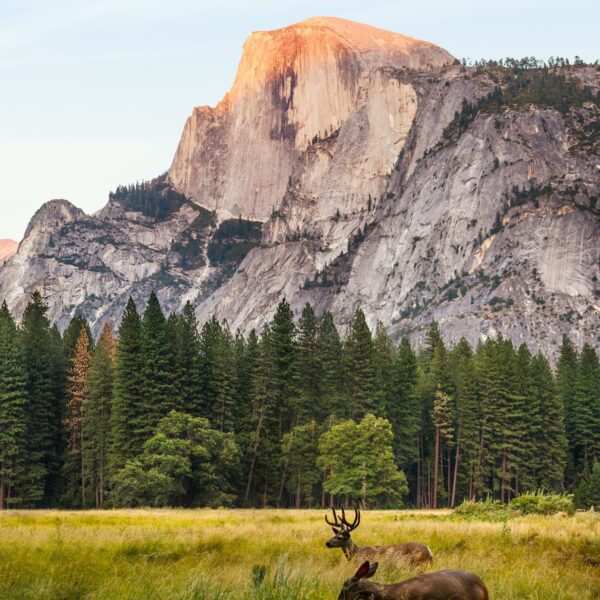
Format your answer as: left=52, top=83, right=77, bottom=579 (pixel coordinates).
left=338, top=560, right=489, bottom=600
left=325, top=507, right=433, bottom=566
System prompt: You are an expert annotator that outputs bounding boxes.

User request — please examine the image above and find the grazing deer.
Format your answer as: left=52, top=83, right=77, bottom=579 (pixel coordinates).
left=325, top=507, right=433, bottom=565
left=338, top=561, right=489, bottom=600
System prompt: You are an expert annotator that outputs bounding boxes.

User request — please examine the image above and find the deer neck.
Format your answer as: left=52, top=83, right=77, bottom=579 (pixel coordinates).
left=357, top=581, right=385, bottom=599
left=343, top=537, right=358, bottom=560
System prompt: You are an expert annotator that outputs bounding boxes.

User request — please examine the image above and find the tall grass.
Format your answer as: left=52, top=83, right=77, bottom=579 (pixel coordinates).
left=0, top=509, right=598, bottom=599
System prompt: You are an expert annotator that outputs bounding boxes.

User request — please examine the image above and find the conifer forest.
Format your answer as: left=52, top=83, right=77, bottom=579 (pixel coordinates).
left=0, top=292, right=598, bottom=511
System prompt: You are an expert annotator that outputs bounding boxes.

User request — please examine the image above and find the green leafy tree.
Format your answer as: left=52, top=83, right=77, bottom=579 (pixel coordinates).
left=111, top=411, right=240, bottom=507
left=318, top=414, right=407, bottom=507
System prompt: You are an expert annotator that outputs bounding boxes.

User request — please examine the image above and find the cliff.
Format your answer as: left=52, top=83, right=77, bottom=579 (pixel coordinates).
left=1, top=18, right=598, bottom=357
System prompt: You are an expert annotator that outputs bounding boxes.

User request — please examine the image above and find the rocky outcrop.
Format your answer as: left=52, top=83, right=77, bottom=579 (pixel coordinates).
left=0, top=18, right=598, bottom=357
left=168, top=17, right=452, bottom=223
left=0, top=240, right=17, bottom=265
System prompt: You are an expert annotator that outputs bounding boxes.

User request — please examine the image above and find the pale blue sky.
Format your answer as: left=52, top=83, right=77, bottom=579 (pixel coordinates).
left=1, top=0, right=598, bottom=240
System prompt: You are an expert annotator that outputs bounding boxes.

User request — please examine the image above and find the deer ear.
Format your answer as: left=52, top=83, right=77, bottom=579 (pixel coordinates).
left=355, top=561, right=371, bottom=579
left=366, top=562, right=378, bottom=579
left=331, top=527, right=340, bottom=534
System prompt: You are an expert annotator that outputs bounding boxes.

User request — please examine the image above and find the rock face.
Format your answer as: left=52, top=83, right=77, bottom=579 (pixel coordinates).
left=168, top=17, right=452, bottom=222
left=1, top=17, right=599, bottom=357
left=0, top=240, right=17, bottom=265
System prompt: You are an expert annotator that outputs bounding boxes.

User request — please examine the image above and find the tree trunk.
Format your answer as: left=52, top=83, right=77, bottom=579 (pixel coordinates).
left=0, top=476, right=4, bottom=511
left=451, top=440, right=460, bottom=508
left=295, top=475, right=301, bottom=508
left=244, top=405, right=265, bottom=503
left=433, top=427, right=440, bottom=509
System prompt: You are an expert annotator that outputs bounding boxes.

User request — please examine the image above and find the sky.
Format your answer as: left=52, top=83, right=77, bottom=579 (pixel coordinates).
left=1, top=0, right=598, bottom=241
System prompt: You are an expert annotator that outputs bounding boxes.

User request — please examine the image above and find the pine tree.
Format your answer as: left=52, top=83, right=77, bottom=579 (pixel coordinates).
left=270, top=299, right=300, bottom=505
left=110, top=297, right=143, bottom=473
left=373, top=321, right=394, bottom=419
left=556, top=335, right=578, bottom=483
left=344, top=308, right=376, bottom=418
left=297, top=303, right=321, bottom=423
left=389, top=337, right=420, bottom=473
left=212, top=321, right=237, bottom=432
left=531, top=352, right=566, bottom=490
left=64, top=328, right=92, bottom=506
left=317, top=312, right=346, bottom=419
left=20, top=291, right=63, bottom=505
left=448, top=338, right=480, bottom=505
left=83, top=323, right=116, bottom=507
left=62, top=315, right=93, bottom=361
left=244, top=326, right=278, bottom=506
left=173, top=302, right=202, bottom=415
left=0, top=303, right=27, bottom=509
left=572, top=344, right=600, bottom=473
left=139, top=292, right=176, bottom=441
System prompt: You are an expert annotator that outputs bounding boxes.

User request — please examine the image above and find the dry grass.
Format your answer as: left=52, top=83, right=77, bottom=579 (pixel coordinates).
left=0, top=509, right=598, bottom=599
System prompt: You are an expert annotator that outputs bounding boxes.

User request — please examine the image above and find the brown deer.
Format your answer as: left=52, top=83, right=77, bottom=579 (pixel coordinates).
left=338, top=561, right=489, bottom=600
left=325, top=507, right=433, bottom=565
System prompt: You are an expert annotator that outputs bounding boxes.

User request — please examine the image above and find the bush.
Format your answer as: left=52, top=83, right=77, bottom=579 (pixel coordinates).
left=509, top=491, right=575, bottom=516
left=453, top=498, right=509, bottom=521
left=454, top=491, right=575, bottom=520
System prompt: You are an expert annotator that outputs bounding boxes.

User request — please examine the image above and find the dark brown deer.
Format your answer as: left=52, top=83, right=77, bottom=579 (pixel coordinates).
left=325, top=507, right=433, bottom=565
left=338, top=561, right=489, bottom=600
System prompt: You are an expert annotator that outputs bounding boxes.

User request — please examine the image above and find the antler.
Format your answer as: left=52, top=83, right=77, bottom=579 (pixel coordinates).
left=340, top=506, right=360, bottom=532
left=325, top=506, right=343, bottom=528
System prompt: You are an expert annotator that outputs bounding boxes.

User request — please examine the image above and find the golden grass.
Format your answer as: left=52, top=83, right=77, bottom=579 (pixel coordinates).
left=0, top=509, right=598, bottom=599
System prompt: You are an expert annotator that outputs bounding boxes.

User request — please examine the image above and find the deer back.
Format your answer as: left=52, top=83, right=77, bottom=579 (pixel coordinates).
left=356, top=542, right=433, bottom=566
left=353, top=570, right=488, bottom=600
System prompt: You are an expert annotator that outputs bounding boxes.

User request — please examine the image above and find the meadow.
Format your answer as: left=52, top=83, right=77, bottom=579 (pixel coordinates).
left=0, top=509, right=598, bottom=599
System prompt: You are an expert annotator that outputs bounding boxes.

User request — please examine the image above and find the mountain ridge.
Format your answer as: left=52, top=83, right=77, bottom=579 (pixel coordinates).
left=1, top=19, right=599, bottom=358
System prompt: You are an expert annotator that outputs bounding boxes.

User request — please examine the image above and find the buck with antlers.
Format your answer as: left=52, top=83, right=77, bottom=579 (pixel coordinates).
left=338, top=561, right=489, bottom=600
left=325, top=507, right=433, bottom=565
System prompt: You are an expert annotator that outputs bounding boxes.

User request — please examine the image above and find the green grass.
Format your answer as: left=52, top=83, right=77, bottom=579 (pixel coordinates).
left=0, top=509, right=598, bottom=599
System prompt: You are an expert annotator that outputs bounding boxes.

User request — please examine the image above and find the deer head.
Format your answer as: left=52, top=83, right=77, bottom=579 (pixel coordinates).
left=338, top=561, right=378, bottom=600
left=325, top=506, right=360, bottom=553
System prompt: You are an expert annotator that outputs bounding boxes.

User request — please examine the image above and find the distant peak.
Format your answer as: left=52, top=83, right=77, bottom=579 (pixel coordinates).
left=24, top=199, right=85, bottom=239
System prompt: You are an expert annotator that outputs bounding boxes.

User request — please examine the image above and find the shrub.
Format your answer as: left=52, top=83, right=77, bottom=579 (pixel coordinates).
left=509, top=491, right=575, bottom=516
left=453, top=498, right=509, bottom=521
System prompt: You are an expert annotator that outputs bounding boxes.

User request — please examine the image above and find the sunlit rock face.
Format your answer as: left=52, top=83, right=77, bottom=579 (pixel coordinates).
left=1, top=17, right=599, bottom=358
left=168, top=17, right=452, bottom=223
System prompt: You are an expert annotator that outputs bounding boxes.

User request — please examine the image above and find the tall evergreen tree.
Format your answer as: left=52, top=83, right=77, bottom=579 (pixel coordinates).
left=62, top=315, right=93, bottom=361
left=173, top=302, right=202, bottom=415
left=531, top=352, right=566, bottom=490
left=297, top=303, right=321, bottom=423
left=572, top=344, right=600, bottom=473
left=373, top=321, right=394, bottom=419
left=139, top=292, right=176, bottom=440
left=0, top=303, right=27, bottom=509
left=344, top=308, right=376, bottom=418
left=556, top=335, right=578, bottom=483
left=83, top=323, right=116, bottom=507
left=110, top=297, right=143, bottom=473
left=20, top=291, right=63, bottom=505
left=317, top=312, right=346, bottom=419
left=64, top=328, right=92, bottom=506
